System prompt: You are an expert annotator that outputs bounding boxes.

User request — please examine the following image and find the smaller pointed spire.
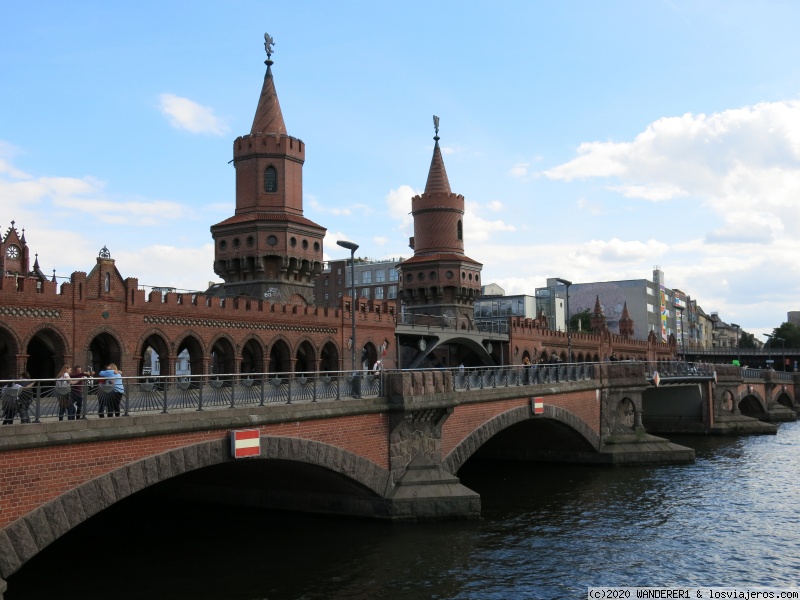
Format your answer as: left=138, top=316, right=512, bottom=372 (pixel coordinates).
left=424, top=115, right=451, bottom=194
left=593, top=295, right=603, bottom=316
left=250, top=33, right=287, bottom=135
left=33, top=253, right=40, bottom=269
left=52, top=269, right=56, bottom=283
left=621, top=301, right=631, bottom=320
left=20, top=227, right=26, bottom=243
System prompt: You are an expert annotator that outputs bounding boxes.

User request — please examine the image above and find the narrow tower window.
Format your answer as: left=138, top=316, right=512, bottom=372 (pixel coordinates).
left=264, top=166, right=278, bottom=193
left=104, top=272, right=110, bottom=293
left=457, top=220, right=463, bottom=241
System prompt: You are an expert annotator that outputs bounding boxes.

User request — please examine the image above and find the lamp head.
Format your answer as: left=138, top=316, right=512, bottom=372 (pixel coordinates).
left=336, top=240, right=359, bottom=253
left=555, top=278, right=572, bottom=287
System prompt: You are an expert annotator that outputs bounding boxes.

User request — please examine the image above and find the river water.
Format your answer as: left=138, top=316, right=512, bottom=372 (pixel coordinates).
left=7, top=423, right=800, bottom=599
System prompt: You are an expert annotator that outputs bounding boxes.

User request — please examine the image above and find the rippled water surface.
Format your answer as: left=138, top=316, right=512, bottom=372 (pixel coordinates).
left=8, top=423, right=800, bottom=599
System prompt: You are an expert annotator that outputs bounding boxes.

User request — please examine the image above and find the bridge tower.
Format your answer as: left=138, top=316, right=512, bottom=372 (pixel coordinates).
left=210, top=34, right=326, bottom=304
left=397, top=118, right=482, bottom=327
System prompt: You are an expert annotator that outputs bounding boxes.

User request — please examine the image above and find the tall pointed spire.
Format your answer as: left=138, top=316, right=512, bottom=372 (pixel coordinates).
left=250, top=33, right=287, bottom=135
left=424, top=115, right=451, bottom=194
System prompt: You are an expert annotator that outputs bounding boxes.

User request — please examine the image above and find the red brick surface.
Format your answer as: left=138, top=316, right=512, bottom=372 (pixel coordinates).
left=0, top=413, right=389, bottom=529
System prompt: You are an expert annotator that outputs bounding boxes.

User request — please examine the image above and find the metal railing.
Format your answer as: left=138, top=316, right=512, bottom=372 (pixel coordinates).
left=0, top=370, right=383, bottom=424
left=451, top=363, right=596, bottom=391
left=646, top=361, right=716, bottom=379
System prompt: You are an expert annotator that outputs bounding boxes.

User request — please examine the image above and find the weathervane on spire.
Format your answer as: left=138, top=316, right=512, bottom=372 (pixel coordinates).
left=264, top=32, right=275, bottom=60
left=433, top=115, right=440, bottom=136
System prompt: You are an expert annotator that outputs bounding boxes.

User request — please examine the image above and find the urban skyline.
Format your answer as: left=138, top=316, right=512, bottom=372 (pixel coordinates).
left=3, top=1, right=800, bottom=341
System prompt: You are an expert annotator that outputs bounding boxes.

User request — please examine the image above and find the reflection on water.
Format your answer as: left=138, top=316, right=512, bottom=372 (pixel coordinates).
left=8, top=423, right=800, bottom=600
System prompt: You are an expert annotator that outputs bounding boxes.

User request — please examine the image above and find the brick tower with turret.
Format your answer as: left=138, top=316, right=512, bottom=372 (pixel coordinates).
left=397, top=118, right=482, bottom=327
left=210, top=34, right=325, bottom=304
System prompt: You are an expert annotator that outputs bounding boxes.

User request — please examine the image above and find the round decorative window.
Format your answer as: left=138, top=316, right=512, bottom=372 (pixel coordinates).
left=267, top=235, right=278, bottom=246
left=313, top=241, right=320, bottom=252
left=429, top=271, right=436, bottom=280
left=246, top=235, right=255, bottom=247
left=219, top=240, right=228, bottom=250
left=468, top=273, right=473, bottom=281
left=290, top=237, right=297, bottom=247
left=302, top=239, right=309, bottom=250
left=446, top=271, right=453, bottom=279
left=461, top=272, right=466, bottom=279
left=406, top=273, right=413, bottom=282
left=233, top=238, right=241, bottom=248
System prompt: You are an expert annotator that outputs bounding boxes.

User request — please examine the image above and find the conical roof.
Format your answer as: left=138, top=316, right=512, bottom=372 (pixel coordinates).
left=424, top=138, right=452, bottom=194
left=250, top=61, right=287, bottom=135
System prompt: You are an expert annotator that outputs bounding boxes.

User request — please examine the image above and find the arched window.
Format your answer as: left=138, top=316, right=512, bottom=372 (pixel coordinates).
left=457, top=220, right=463, bottom=241
left=264, top=166, right=278, bottom=193
left=104, top=272, right=110, bottom=293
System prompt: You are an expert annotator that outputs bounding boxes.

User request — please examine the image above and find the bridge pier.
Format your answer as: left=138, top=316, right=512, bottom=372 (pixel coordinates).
left=385, top=371, right=481, bottom=520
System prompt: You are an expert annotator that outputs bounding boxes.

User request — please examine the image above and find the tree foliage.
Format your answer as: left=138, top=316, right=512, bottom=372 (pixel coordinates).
left=570, top=309, right=592, bottom=332
left=769, top=322, right=800, bottom=349
left=738, top=331, right=757, bottom=349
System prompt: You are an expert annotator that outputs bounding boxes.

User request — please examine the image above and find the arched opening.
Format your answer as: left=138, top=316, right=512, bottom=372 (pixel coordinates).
left=738, top=395, right=765, bottom=419
left=89, top=332, right=123, bottom=375
left=26, top=328, right=68, bottom=379
left=210, top=338, right=235, bottom=376
left=319, top=341, right=339, bottom=373
left=0, top=327, right=19, bottom=379
left=139, top=333, right=170, bottom=376
left=176, top=335, right=204, bottom=376
left=241, top=338, right=264, bottom=375
left=360, top=342, right=378, bottom=371
left=269, top=339, right=291, bottom=374
left=295, top=341, right=316, bottom=375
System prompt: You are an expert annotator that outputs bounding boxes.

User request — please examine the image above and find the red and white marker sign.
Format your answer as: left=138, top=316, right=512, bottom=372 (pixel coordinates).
left=532, top=397, right=544, bottom=415
left=231, top=429, right=260, bottom=458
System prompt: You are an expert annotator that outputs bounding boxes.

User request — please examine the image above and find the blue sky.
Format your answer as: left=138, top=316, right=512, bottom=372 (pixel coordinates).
left=3, top=1, right=800, bottom=340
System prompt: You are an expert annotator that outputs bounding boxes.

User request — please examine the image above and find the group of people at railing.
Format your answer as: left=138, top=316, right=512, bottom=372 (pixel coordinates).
left=2, top=363, right=125, bottom=424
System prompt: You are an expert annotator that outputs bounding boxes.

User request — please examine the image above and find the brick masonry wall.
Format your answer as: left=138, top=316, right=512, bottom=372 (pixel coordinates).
left=442, top=390, right=600, bottom=457
left=0, top=412, right=389, bottom=529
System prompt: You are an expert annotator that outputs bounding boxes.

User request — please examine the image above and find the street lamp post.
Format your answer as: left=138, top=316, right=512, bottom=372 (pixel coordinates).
left=555, top=278, right=572, bottom=363
left=763, top=334, right=784, bottom=370
left=674, top=304, right=685, bottom=360
left=730, top=323, right=740, bottom=365
left=337, top=240, right=360, bottom=395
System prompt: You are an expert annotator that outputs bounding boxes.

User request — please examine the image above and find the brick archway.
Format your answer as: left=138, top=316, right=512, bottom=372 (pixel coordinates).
left=0, top=435, right=391, bottom=586
left=443, top=404, right=600, bottom=474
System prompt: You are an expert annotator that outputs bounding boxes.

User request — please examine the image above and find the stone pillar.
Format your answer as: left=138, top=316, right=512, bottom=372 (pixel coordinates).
left=382, top=371, right=480, bottom=521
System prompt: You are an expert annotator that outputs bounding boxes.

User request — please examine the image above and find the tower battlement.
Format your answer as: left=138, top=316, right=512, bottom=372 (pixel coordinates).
left=234, top=132, right=305, bottom=160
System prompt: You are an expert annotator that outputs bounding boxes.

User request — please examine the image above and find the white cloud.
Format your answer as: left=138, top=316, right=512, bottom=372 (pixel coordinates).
left=384, top=184, right=417, bottom=230
left=158, top=93, right=229, bottom=136
left=510, top=162, right=529, bottom=178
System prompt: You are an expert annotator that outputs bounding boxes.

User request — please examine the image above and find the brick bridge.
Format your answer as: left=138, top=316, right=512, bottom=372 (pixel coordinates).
left=0, top=362, right=797, bottom=598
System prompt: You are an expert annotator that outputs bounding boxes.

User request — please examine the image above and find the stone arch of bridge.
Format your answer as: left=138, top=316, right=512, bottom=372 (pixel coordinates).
left=738, top=392, right=767, bottom=418
left=442, top=404, right=600, bottom=474
left=0, top=435, right=392, bottom=585
left=775, top=391, right=794, bottom=410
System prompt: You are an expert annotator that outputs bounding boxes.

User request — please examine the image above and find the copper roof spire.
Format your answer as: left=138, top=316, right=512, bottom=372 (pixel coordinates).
left=424, top=115, right=452, bottom=194
left=250, top=32, right=287, bottom=135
